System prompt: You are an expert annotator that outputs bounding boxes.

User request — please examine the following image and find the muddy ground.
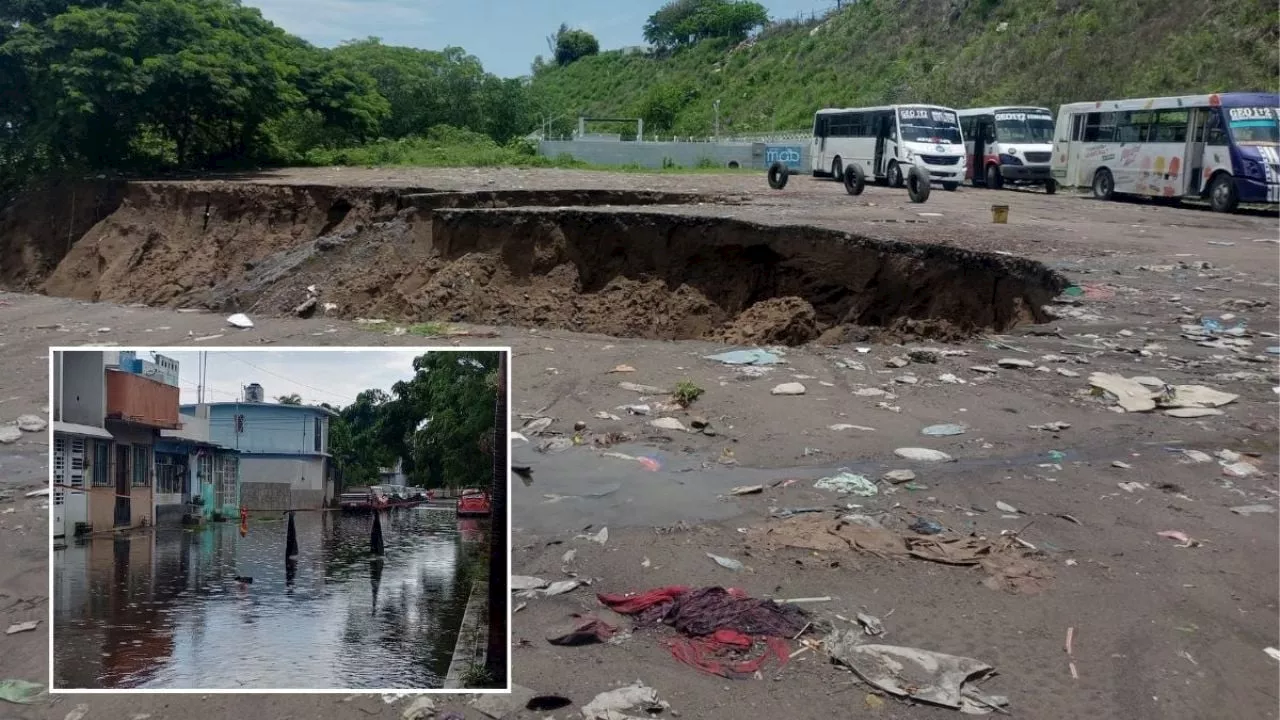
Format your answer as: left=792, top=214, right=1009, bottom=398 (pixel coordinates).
left=0, top=168, right=1277, bottom=720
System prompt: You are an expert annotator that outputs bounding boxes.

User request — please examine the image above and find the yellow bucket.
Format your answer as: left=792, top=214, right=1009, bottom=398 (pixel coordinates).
left=991, top=205, right=1009, bottom=224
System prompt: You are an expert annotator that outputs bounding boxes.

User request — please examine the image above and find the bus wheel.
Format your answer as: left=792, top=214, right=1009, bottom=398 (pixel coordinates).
left=831, top=157, right=843, bottom=182
left=1044, top=179, right=1058, bottom=195
left=767, top=162, right=790, bottom=190
left=985, top=164, right=1003, bottom=190
left=1208, top=173, right=1238, bottom=213
left=843, top=164, right=866, bottom=195
left=906, top=166, right=931, bottom=203
left=942, top=182, right=959, bottom=192
left=1091, top=168, right=1115, bottom=200
left=887, top=162, right=905, bottom=188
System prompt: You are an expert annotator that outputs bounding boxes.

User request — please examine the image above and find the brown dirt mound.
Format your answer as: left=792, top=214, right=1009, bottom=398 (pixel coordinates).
left=711, top=297, right=818, bottom=346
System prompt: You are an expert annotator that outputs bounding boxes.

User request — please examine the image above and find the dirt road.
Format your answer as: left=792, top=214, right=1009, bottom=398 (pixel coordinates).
left=0, top=167, right=1277, bottom=719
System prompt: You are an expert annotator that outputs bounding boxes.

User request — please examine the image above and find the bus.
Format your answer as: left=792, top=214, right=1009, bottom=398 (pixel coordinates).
left=1051, top=92, right=1279, bottom=212
left=958, top=107, right=1057, bottom=192
left=811, top=105, right=966, bottom=190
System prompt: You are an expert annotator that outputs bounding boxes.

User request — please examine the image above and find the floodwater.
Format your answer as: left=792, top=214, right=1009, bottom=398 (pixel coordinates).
left=53, top=508, right=491, bottom=689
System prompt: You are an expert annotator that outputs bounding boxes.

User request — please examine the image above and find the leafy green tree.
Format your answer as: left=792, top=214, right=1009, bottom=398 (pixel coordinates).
left=549, top=23, right=599, bottom=66
left=389, top=351, right=499, bottom=488
left=276, top=393, right=302, bottom=404
left=643, top=0, right=768, bottom=50
left=637, top=83, right=688, bottom=132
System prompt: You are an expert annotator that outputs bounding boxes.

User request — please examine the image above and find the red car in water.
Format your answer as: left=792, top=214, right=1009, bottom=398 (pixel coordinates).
left=456, top=489, right=491, bottom=517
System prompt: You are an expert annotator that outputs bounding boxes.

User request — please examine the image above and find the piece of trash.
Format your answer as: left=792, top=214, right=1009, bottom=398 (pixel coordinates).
left=883, top=469, right=916, bottom=484
left=1117, top=482, right=1145, bottom=493
left=815, top=471, right=878, bottom=497
left=543, top=579, right=585, bottom=596
left=894, top=448, right=954, bottom=463
left=650, top=417, right=687, bottom=432
left=824, top=631, right=1005, bottom=712
left=730, top=485, right=764, bottom=496
left=62, top=704, right=89, bottom=720
left=619, top=381, right=664, bottom=394
left=707, top=552, right=745, bottom=571
left=400, top=696, right=436, bottom=720
left=514, top=602, right=527, bottom=613
left=829, top=423, right=876, bottom=432
left=1160, top=385, right=1238, bottom=410
left=521, top=417, right=553, bottom=434
left=511, top=575, right=548, bottom=591
left=1222, top=461, right=1260, bottom=478
left=908, top=517, right=944, bottom=535
left=1157, top=530, right=1200, bottom=548
left=637, top=456, right=662, bottom=471
left=0, top=679, right=44, bottom=704
left=609, top=364, right=636, bottom=373
left=226, top=313, right=254, bottom=329
left=579, top=527, right=608, bottom=545
left=193, top=333, right=225, bottom=342
left=856, top=613, right=885, bottom=636
left=537, top=437, right=573, bottom=454
left=995, top=501, right=1019, bottom=514
left=4, top=621, right=38, bottom=635
left=1230, top=504, right=1276, bottom=516
left=581, top=682, right=663, bottom=720
left=997, top=358, right=1035, bottom=369
left=15, top=415, right=46, bottom=432
left=853, top=388, right=888, bottom=397
left=771, top=382, right=807, bottom=396
left=1047, top=450, right=1066, bottom=462
left=1265, top=647, right=1280, bottom=662
left=1030, top=421, right=1071, bottom=432
left=921, top=423, right=967, bottom=437
left=1089, top=372, right=1158, bottom=413
left=1112, top=461, right=1131, bottom=469
left=938, top=372, right=965, bottom=384
left=561, top=549, right=577, bottom=565
left=547, top=617, right=618, bottom=646
left=705, top=349, right=780, bottom=366
left=1180, top=450, right=1213, bottom=464
left=23, top=488, right=49, bottom=498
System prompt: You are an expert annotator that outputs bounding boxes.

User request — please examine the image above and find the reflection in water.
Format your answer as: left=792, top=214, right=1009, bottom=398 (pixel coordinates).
left=53, top=508, right=486, bottom=689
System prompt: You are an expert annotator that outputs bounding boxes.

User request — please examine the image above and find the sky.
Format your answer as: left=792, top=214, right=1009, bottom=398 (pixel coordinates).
left=245, top=0, right=837, bottom=78
left=131, top=350, right=425, bottom=407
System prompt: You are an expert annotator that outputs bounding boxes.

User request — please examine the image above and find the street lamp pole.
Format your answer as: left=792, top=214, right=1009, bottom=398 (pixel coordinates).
left=714, top=99, right=721, bottom=141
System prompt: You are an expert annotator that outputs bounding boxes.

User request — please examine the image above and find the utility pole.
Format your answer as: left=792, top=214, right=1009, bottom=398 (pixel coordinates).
left=484, top=351, right=508, bottom=686
left=714, top=99, right=721, bottom=141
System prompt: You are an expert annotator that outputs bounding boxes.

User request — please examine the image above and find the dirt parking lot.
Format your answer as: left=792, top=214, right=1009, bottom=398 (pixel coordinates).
left=0, top=167, right=1276, bottom=719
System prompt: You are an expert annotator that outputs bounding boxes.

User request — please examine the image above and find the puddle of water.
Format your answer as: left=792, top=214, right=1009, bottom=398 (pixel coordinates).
left=53, top=509, right=487, bottom=689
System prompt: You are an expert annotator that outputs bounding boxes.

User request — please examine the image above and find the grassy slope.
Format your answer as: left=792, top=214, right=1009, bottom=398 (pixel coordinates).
left=530, top=0, right=1279, bottom=137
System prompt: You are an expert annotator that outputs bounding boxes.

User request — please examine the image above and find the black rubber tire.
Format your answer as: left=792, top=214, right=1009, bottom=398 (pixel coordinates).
left=985, top=163, right=1003, bottom=190
left=1091, top=168, right=1115, bottom=200
left=831, top=157, right=843, bottom=183
left=1044, top=179, right=1058, bottom=195
left=942, top=182, right=959, bottom=192
left=887, top=162, right=905, bottom=188
left=906, top=166, right=931, bottom=203
left=1207, top=173, right=1238, bottom=213
left=767, top=162, right=789, bottom=190
left=843, top=164, right=866, bottom=195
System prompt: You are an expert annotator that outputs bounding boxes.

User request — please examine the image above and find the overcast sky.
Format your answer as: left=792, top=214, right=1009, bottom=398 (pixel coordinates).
left=242, top=0, right=831, bottom=78
left=127, top=350, right=426, bottom=407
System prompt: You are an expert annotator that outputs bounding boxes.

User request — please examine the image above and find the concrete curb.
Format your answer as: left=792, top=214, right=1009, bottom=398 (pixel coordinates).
left=443, top=580, right=488, bottom=689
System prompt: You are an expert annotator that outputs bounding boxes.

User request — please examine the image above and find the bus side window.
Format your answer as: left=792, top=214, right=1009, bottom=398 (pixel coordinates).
left=1083, top=112, right=1115, bottom=142
left=1070, top=114, right=1085, bottom=141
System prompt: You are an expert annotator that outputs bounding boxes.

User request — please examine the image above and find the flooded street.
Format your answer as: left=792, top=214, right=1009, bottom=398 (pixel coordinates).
left=53, top=508, right=489, bottom=689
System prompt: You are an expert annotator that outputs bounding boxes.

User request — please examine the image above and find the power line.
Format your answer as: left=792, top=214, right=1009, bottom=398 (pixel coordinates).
left=215, top=352, right=356, bottom=406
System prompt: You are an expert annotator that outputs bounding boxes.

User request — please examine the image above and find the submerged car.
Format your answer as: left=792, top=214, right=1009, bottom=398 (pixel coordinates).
left=456, top=490, right=491, bottom=517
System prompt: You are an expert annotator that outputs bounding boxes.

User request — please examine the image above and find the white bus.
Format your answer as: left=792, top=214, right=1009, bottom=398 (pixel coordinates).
left=957, top=107, right=1056, bottom=192
left=810, top=105, right=966, bottom=190
left=1051, top=92, right=1280, bottom=212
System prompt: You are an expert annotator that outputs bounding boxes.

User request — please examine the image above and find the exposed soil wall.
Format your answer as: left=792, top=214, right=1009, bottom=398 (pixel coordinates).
left=0, top=180, right=1067, bottom=345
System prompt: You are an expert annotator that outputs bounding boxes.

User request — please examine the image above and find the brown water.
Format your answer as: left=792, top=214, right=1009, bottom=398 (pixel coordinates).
left=52, top=508, right=489, bottom=690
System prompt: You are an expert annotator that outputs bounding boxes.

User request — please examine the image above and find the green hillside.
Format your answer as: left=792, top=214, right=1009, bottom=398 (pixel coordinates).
left=530, top=0, right=1279, bottom=138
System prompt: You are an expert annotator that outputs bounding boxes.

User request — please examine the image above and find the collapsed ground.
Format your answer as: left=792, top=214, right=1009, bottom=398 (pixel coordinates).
left=0, top=168, right=1277, bottom=720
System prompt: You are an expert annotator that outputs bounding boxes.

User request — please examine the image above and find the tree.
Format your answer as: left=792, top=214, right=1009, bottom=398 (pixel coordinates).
left=637, top=83, right=688, bottom=132
left=548, top=23, right=599, bottom=66
left=276, top=393, right=302, bottom=404
left=643, top=0, right=768, bottom=50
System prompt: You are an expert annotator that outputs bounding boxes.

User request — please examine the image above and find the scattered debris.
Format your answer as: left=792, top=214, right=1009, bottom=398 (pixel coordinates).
left=1230, top=504, right=1276, bottom=516
left=400, top=696, right=436, bottom=720
left=1030, top=421, right=1071, bottom=432
left=997, top=358, right=1035, bottom=369
left=0, top=426, right=21, bottom=444
left=226, top=313, right=254, bottom=329
left=619, top=381, right=664, bottom=394
left=15, top=415, right=46, bottom=432
left=829, top=423, right=876, bottom=431
left=582, top=682, right=664, bottom=719
left=1222, top=461, right=1260, bottom=478
left=909, top=517, right=944, bottom=535
left=815, top=471, right=878, bottom=497
left=705, top=349, right=780, bottom=366
left=579, top=527, right=609, bottom=545
left=894, top=448, right=954, bottom=463
left=824, top=631, right=1007, bottom=712
left=4, top=621, right=39, bottom=635
left=771, top=382, right=807, bottom=396
left=511, top=575, right=548, bottom=591
left=856, top=613, right=885, bottom=636
left=1157, top=530, right=1200, bottom=548
left=650, top=417, right=687, bottom=432
left=0, top=679, right=44, bottom=704
left=547, top=617, right=618, bottom=646
left=883, top=469, right=916, bottom=484
left=1111, top=461, right=1131, bottom=469
left=921, top=423, right=967, bottom=437
left=707, top=552, right=746, bottom=571
left=1089, top=373, right=1157, bottom=412
left=730, top=485, right=764, bottom=496
left=995, top=501, right=1019, bottom=514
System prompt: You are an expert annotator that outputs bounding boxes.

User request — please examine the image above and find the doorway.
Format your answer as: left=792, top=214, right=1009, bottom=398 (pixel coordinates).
left=114, top=444, right=131, bottom=528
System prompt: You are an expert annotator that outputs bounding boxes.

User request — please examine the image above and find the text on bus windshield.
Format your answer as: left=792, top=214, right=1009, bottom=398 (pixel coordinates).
left=898, top=108, right=961, bottom=144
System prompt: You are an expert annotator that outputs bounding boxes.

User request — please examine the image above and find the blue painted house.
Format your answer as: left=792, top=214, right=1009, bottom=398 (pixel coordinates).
left=182, top=385, right=337, bottom=511
left=157, top=406, right=239, bottom=522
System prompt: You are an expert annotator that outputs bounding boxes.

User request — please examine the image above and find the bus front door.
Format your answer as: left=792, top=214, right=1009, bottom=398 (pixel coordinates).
left=1184, top=108, right=1209, bottom=196
left=874, top=113, right=889, bottom=179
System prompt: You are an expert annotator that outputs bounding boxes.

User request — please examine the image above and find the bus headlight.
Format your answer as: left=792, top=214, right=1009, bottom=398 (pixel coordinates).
left=999, top=153, right=1023, bottom=166
left=1243, top=159, right=1264, bottom=179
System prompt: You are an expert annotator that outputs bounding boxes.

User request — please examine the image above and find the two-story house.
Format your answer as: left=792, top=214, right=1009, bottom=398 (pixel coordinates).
left=52, top=350, right=182, bottom=537
left=187, top=384, right=336, bottom=511
left=157, top=404, right=241, bottom=523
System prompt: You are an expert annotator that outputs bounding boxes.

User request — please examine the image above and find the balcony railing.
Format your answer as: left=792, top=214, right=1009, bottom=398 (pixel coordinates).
left=105, top=370, right=181, bottom=429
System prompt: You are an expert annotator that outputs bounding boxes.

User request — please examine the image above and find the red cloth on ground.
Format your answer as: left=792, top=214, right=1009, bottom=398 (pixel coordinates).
left=597, top=586, right=691, bottom=615
left=667, top=631, right=791, bottom=679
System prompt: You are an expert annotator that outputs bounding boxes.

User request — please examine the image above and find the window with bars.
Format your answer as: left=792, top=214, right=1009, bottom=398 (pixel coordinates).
left=92, top=440, right=112, bottom=487
left=132, top=445, right=152, bottom=487
left=155, top=454, right=186, bottom=494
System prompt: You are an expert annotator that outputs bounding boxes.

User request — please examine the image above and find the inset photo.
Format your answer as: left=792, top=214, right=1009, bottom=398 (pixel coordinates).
left=49, top=347, right=510, bottom=692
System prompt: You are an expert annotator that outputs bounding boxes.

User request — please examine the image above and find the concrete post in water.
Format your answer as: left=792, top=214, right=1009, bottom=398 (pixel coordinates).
left=371, top=512, right=385, bottom=556
left=285, top=511, right=299, bottom=560
left=369, top=558, right=383, bottom=615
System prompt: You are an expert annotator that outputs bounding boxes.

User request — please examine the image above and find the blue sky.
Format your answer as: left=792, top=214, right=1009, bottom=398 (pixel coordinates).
left=246, top=0, right=838, bottom=78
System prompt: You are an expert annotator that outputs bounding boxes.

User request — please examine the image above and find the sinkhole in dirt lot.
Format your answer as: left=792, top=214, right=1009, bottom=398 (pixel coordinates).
left=1, top=181, right=1068, bottom=345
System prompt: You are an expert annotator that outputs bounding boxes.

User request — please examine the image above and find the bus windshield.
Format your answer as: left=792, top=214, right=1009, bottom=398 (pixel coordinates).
left=897, top=107, right=962, bottom=144
left=994, top=112, right=1055, bottom=143
left=1226, top=107, right=1279, bottom=146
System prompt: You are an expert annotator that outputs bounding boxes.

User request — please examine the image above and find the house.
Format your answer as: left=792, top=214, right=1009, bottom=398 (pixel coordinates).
left=188, top=384, right=336, bottom=511
left=378, top=458, right=408, bottom=487
left=157, top=405, right=240, bottom=523
left=52, top=351, right=182, bottom=537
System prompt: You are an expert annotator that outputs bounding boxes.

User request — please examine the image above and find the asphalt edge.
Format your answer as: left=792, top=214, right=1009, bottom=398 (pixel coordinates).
left=443, top=580, right=488, bottom=689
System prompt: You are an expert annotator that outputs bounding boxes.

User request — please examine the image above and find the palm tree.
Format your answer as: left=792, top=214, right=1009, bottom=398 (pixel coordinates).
left=277, top=393, right=302, bottom=405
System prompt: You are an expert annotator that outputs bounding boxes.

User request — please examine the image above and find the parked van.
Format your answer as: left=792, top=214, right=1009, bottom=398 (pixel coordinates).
left=957, top=107, right=1057, bottom=192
